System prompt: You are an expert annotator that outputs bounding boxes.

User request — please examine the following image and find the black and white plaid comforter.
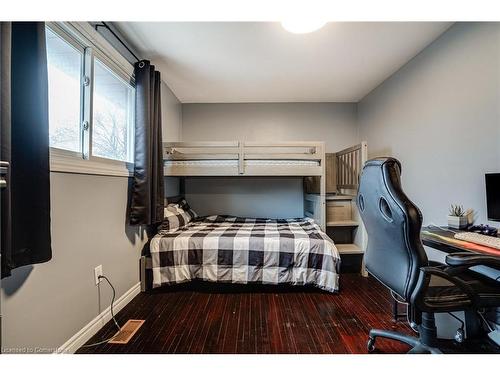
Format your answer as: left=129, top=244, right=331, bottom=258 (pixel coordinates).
left=150, top=215, right=340, bottom=292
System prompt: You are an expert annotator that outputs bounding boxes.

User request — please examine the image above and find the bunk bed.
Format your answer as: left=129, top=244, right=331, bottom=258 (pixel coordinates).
left=140, top=140, right=367, bottom=292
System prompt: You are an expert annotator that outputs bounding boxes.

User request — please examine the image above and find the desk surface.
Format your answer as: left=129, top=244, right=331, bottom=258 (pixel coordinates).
left=421, top=226, right=500, bottom=258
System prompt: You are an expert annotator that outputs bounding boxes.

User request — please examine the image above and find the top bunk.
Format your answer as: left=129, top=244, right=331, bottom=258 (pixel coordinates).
left=163, top=141, right=325, bottom=177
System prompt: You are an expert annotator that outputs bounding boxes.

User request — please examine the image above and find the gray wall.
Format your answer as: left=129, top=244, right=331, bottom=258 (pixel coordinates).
left=162, top=81, right=182, bottom=142
left=185, top=177, right=304, bottom=218
left=358, top=22, right=500, bottom=226
left=181, top=103, right=358, bottom=217
left=1, top=173, right=146, bottom=351
left=182, top=102, right=357, bottom=153
left=162, top=81, right=183, bottom=197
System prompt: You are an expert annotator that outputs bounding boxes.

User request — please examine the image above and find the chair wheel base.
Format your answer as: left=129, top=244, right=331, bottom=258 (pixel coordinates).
left=367, top=337, right=376, bottom=352
left=367, top=328, right=442, bottom=354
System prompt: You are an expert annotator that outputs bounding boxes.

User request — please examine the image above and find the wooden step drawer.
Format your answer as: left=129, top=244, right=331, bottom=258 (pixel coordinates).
left=326, top=200, right=352, bottom=222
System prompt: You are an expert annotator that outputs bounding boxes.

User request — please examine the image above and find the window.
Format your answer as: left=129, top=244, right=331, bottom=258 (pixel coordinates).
left=93, top=59, right=134, bottom=162
left=45, top=23, right=135, bottom=175
left=46, top=28, right=83, bottom=153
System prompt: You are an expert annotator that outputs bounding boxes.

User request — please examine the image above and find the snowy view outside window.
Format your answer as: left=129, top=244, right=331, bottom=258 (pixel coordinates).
left=46, top=28, right=82, bottom=153
left=46, top=28, right=134, bottom=163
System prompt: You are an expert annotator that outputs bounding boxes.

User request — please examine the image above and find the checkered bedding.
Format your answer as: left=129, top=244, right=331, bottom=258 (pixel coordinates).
left=150, top=215, right=340, bottom=292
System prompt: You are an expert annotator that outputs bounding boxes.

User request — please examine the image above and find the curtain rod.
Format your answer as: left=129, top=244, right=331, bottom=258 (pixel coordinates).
left=95, top=22, right=141, bottom=64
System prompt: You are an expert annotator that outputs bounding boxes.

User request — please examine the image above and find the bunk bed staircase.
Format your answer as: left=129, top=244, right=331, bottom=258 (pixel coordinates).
left=305, top=142, right=368, bottom=275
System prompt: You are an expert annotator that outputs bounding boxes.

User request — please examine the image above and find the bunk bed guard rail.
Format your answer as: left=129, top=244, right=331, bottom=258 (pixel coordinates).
left=336, top=141, right=367, bottom=191
left=163, top=141, right=325, bottom=175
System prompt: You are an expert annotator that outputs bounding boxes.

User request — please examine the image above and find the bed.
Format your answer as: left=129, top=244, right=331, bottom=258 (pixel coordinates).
left=139, top=140, right=367, bottom=291
left=148, top=214, right=341, bottom=293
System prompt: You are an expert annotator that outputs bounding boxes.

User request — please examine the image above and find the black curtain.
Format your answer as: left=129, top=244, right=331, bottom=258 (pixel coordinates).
left=1, top=22, right=52, bottom=278
left=129, top=60, right=164, bottom=225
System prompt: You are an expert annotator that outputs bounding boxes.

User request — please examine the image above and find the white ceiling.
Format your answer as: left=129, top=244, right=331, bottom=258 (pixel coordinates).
left=115, top=22, right=452, bottom=103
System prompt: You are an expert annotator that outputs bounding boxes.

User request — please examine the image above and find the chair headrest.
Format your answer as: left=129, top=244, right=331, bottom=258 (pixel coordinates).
left=364, top=157, right=401, bottom=173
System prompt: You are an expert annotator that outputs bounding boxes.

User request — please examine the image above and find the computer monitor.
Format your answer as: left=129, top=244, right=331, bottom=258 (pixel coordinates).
left=485, top=173, right=500, bottom=221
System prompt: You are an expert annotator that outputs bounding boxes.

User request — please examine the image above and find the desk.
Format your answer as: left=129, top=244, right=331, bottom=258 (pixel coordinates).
left=420, top=226, right=500, bottom=345
left=421, top=226, right=500, bottom=258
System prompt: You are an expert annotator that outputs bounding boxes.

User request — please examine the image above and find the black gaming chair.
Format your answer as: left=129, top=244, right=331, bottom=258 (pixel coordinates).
left=357, top=157, right=500, bottom=353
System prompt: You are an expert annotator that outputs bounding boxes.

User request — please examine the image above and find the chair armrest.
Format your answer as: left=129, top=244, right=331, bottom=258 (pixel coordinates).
left=420, top=266, right=476, bottom=300
left=411, top=266, right=477, bottom=311
left=445, top=252, right=500, bottom=268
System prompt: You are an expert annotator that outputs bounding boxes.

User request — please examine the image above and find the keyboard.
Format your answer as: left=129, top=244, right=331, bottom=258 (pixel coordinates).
left=454, top=232, right=500, bottom=250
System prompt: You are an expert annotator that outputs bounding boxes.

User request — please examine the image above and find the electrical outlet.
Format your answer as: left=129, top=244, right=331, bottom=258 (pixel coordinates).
left=94, top=265, right=103, bottom=285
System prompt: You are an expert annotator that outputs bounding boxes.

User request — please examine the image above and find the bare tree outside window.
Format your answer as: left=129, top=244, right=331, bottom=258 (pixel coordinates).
left=49, top=74, right=134, bottom=162
left=92, top=59, right=134, bottom=162
left=92, top=104, right=128, bottom=161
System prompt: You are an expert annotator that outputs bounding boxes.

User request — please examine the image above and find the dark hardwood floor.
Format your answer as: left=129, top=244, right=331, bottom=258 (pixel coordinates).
left=77, top=274, right=427, bottom=354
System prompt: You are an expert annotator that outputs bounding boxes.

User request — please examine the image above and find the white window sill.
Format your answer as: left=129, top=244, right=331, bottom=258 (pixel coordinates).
left=50, top=148, right=133, bottom=177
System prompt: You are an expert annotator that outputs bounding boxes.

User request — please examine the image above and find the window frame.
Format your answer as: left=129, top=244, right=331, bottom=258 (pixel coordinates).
left=45, top=24, right=85, bottom=160
left=47, top=22, right=136, bottom=177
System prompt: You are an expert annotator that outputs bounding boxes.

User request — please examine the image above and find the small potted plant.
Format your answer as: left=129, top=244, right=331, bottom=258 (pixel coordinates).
left=448, top=204, right=467, bottom=229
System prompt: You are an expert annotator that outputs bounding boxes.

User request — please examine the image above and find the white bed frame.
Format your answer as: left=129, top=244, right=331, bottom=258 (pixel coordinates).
left=163, top=141, right=327, bottom=229
left=164, top=141, right=324, bottom=176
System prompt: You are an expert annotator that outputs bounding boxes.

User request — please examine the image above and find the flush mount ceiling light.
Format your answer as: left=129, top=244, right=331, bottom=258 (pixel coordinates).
left=281, top=19, right=327, bottom=34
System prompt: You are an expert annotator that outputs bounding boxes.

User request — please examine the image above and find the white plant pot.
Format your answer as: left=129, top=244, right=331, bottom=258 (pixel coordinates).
left=447, top=215, right=467, bottom=229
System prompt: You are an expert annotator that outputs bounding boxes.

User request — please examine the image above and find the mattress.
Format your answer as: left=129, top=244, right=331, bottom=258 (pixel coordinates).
left=164, top=159, right=320, bottom=167
left=150, top=215, right=341, bottom=292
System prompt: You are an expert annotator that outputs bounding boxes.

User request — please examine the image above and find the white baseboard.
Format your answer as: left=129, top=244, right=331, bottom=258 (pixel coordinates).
left=57, top=282, right=141, bottom=354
